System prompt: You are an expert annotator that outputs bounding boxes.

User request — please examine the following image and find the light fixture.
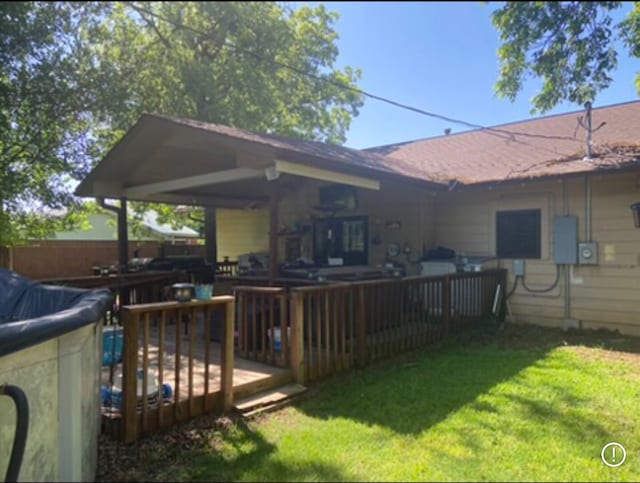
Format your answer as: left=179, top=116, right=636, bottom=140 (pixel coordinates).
left=631, top=202, right=640, bottom=228
left=264, top=165, right=280, bottom=181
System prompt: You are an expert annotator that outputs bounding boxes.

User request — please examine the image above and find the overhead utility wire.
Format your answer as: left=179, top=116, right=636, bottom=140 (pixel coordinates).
left=125, top=2, right=585, bottom=150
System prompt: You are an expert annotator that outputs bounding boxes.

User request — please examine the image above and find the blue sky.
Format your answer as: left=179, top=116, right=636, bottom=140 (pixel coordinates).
left=295, top=2, right=639, bottom=149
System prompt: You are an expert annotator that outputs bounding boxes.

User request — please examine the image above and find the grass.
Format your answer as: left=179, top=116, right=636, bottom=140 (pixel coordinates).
left=99, top=325, right=640, bottom=482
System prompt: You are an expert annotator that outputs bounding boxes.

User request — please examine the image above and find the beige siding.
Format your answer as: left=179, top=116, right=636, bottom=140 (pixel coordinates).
left=216, top=208, right=269, bottom=260
left=215, top=177, right=435, bottom=274
left=276, top=178, right=433, bottom=271
left=435, top=172, right=640, bottom=336
left=217, top=168, right=640, bottom=336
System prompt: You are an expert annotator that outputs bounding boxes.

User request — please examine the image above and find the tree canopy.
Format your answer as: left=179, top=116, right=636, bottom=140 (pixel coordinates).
left=0, top=1, right=363, bottom=248
left=492, top=1, right=640, bottom=113
left=0, top=2, right=104, bottom=246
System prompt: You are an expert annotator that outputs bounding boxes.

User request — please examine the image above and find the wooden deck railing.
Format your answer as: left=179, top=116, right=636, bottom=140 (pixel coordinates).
left=234, top=286, right=290, bottom=367
left=110, top=297, right=235, bottom=443
left=287, top=269, right=507, bottom=384
left=40, top=271, right=181, bottom=324
left=288, top=284, right=355, bottom=382
left=101, top=269, right=505, bottom=441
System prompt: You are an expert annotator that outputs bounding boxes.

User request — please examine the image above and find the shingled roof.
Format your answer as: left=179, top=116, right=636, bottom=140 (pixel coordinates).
left=366, top=100, right=640, bottom=186
left=152, top=114, right=447, bottom=185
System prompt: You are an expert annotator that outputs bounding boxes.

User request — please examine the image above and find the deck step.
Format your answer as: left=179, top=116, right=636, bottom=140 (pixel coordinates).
left=234, top=383, right=307, bottom=416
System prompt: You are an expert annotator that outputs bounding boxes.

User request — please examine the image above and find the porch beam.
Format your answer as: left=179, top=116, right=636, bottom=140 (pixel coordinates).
left=127, top=192, right=266, bottom=210
left=273, top=159, right=380, bottom=190
left=123, top=168, right=263, bottom=197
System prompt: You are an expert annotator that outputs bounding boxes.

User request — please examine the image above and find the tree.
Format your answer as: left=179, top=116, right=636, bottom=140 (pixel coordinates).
left=87, top=2, right=362, bottom=146
left=0, top=1, right=363, bottom=265
left=491, top=1, right=638, bottom=113
left=0, top=2, right=106, bottom=253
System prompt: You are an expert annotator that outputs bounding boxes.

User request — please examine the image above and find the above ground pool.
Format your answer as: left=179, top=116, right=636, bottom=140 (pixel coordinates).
left=0, top=268, right=113, bottom=482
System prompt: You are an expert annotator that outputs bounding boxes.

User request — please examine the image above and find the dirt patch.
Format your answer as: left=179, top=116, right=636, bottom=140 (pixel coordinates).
left=97, top=414, right=239, bottom=482
left=484, top=322, right=640, bottom=353
left=565, top=345, right=640, bottom=367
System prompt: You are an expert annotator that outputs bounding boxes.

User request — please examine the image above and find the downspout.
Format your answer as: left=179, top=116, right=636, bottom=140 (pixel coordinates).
left=562, top=179, right=571, bottom=321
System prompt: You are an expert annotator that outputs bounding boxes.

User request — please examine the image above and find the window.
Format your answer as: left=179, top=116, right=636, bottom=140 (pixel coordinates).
left=318, top=184, right=357, bottom=210
left=496, top=209, right=541, bottom=258
left=313, top=216, right=368, bottom=266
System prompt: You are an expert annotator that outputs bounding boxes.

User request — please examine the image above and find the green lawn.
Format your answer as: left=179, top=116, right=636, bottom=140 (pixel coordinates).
left=100, top=326, right=640, bottom=482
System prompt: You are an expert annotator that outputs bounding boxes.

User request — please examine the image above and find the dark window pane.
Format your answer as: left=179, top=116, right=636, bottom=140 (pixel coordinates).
left=313, top=216, right=368, bottom=266
left=496, top=209, right=541, bottom=258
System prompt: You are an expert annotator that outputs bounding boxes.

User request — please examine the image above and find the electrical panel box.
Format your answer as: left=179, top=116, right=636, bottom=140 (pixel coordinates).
left=553, top=215, right=578, bottom=264
left=578, top=241, right=598, bottom=265
left=513, top=259, right=525, bottom=277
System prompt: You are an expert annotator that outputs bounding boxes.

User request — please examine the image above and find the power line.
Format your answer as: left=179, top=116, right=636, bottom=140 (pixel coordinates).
left=124, top=1, right=585, bottom=152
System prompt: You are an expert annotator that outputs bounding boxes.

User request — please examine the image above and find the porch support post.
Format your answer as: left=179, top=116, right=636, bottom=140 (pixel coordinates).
left=117, top=197, right=129, bottom=273
left=269, top=185, right=280, bottom=283
left=117, top=197, right=130, bottom=305
left=97, top=197, right=130, bottom=304
left=204, top=207, right=217, bottom=278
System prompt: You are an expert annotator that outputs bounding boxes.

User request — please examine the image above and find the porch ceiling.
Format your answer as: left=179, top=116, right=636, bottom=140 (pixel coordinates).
left=75, top=114, right=445, bottom=209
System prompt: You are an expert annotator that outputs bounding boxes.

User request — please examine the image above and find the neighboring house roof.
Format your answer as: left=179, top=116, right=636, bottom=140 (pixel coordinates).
left=141, top=211, right=200, bottom=238
left=52, top=212, right=200, bottom=241
left=366, top=100, right=640, bottom=186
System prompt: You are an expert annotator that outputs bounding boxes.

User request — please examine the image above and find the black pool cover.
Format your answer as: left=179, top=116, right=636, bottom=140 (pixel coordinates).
left=0, top=269, right=113, bottom=358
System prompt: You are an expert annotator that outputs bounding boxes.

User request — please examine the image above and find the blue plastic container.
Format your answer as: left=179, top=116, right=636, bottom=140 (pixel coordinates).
left=102, top=325, right=123, bottom=366
left=195, top=284, right=213, bottom=300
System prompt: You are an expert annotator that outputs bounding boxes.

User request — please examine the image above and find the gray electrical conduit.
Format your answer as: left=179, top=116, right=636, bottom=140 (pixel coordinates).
left=1, top=384, right=29, bottom=483
left=506, top=264, right=562, bottom=298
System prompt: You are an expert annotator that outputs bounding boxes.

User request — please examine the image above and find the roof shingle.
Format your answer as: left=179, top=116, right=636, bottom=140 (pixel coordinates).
left=366, top=100, right=640, bottom=185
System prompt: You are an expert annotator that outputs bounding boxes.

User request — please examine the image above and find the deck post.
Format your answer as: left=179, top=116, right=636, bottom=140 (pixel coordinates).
left=442, top=275, right=451, bottom=336
left=499, top=269, right=507, bottom=320
left=122, top=308, right=139, bottom=443
left=289, top=290, right=306, bottom=384
left=356, top=285, right=368, bottom=366
left=220, top=298, right=235, bottom=411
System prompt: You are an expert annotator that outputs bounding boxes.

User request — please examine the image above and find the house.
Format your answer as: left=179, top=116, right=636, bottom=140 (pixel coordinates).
left=11, top=210, right=203, bottom=279
left=75, top=100, right=640, bottom=336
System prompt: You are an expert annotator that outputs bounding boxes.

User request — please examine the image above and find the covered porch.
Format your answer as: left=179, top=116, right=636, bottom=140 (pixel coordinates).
left=74, top=113, right=446, bottom=285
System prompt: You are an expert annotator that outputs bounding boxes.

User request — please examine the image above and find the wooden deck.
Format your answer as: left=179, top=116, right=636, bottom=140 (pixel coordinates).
left=101, top=298, right=293, bottom=441
left=100, top=270, right=506, bottom=441
left=101, top=321, right=291, bottom=406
